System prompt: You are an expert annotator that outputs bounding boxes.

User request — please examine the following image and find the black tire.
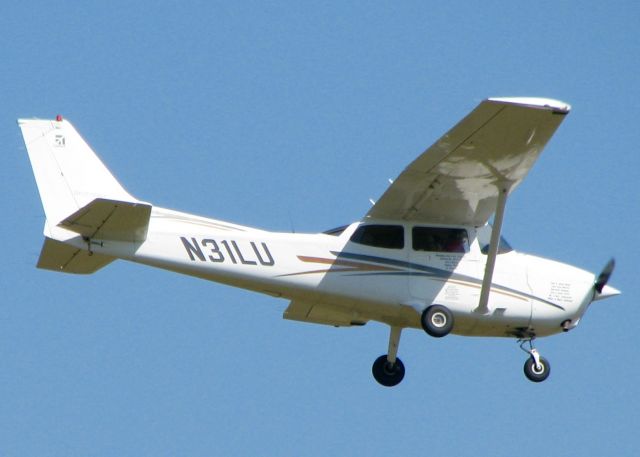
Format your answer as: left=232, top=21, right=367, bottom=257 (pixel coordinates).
left=523, top=356, right=551, bottom=382
left=421, top=305, right=454, bottom=338
left=372, top=355, right=405, bottom=387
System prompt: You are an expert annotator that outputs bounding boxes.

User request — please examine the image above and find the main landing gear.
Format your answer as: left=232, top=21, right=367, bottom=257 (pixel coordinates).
left=372, top=305, right=455, bottom=387
left=372, top=326, right=405, bottom=387
left=519, top=339, right=551, bottom=383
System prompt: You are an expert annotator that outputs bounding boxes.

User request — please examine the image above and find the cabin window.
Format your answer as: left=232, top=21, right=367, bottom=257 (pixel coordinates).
left=350, top=225, right=404, bottom=249
left=412, top=227, right=469, bottom=253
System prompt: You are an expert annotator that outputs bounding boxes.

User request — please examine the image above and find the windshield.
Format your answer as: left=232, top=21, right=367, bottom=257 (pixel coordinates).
left=323, top=225, right=348, bottom=236
left=480, top=236, right=513, bottom=255
left=477, top=224, right=513, bottom=254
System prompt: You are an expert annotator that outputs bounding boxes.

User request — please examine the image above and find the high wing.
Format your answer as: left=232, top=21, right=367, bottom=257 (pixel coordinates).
left=367, top=97, right=570, bottom=226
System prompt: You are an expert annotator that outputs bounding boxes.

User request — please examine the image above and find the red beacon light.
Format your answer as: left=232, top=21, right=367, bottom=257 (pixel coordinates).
left=55, top=114, right=63, bottom=122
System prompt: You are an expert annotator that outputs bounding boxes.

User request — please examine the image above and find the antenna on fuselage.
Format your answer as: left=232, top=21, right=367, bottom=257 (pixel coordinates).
left=287, top=209, right=296, bottom=233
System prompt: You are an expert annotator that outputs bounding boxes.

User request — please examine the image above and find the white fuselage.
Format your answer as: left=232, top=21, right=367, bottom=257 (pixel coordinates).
left=18, top=105, right=618, bottom=385
left=71, top=206, right=596, bottom=339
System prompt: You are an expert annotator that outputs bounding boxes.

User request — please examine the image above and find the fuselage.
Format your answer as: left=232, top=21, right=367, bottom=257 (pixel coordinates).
left=72, top=206, right=597, bottom=339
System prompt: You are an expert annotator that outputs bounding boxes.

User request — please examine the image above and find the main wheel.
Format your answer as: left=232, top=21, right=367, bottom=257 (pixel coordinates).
left=421, top=305, right=454, bottom=337
left=523, top=356, right=551, bottom=382
left=372, top=355, right=405, bottom=387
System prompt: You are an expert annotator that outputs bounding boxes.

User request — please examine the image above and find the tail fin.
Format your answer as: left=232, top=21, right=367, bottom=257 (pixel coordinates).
left=19, top=117, right=151, bottom=273
left=18, top=117, right=139, bottom=225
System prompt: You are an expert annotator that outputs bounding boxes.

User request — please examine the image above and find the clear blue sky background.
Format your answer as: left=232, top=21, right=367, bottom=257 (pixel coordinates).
left=2, top=2, right=638, bottom=456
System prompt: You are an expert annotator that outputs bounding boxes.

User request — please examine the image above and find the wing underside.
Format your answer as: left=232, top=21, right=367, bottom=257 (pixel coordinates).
left=367, top=97, right=570, bottom=226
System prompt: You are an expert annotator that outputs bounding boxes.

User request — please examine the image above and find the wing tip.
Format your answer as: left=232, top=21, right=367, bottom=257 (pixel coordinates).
left=488, top=97, right=571, bottom=114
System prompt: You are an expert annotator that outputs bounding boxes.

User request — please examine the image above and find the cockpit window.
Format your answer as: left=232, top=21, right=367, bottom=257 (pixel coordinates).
left=412, top=227, right=469, bottom=253
left=349, top=225, right=404, bottom=249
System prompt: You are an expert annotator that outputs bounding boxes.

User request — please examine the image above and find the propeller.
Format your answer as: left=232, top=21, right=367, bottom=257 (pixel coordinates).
left=592, top=258, right=620, bottom=301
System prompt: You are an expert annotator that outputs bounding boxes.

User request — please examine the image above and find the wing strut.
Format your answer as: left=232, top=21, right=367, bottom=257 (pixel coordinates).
left=475, top=184, right=510, bottom=314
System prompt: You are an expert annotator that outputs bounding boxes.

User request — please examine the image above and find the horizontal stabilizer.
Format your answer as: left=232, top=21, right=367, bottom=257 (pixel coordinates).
left=60, top=198, right=152, bottom=242
left=37, top=237, right=115, bottom=274
left=284, top=300, right=367, bottom=327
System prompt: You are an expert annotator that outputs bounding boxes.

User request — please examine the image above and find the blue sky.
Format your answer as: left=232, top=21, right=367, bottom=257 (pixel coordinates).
left=2, top=1, right=639, bottom=456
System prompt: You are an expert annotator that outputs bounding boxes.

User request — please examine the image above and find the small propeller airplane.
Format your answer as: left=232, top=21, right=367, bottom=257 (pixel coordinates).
left=19, top=97, right=619, bottom=386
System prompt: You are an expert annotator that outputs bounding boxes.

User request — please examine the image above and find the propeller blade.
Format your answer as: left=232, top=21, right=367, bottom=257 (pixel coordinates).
left=594, top=258, right=615, bottom=294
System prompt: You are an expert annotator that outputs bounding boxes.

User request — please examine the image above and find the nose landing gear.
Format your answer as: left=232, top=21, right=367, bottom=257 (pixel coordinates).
left=519, top=339, right=551, bottom=383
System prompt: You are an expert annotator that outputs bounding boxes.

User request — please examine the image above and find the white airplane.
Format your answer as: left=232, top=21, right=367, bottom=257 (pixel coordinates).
left=19, top=97, right=619, bottom=386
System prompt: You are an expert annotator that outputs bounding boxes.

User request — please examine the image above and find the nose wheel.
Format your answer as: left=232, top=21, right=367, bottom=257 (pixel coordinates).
left=519, top=339, right=551, bottom=383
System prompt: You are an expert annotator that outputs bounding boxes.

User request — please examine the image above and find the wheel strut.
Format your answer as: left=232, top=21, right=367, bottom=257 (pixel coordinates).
left=386, top=326, right=402, bottom=365
left=519, top=339, right=542, bottom=371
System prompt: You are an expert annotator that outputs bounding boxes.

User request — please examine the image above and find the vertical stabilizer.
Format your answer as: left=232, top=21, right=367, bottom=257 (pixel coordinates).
left=18, top=117, right=138, bottom=226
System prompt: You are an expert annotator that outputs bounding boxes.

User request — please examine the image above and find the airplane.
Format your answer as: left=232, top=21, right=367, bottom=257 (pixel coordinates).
left=18, top=97, right=620, bottom=387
